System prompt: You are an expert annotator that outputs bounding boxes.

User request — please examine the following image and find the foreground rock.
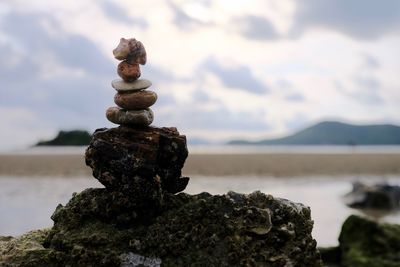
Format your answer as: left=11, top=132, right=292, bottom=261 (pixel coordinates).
left=320, top=215, right=400, bottom=267
left=1, top=190, right=321, bottom=267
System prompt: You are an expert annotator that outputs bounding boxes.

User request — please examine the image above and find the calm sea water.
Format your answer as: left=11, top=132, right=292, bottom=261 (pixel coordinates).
left=6, top=144, right=400, bottom=155
left=1, top=175, right=399, bottom=247
left=189, top=144, right=400, bottom=154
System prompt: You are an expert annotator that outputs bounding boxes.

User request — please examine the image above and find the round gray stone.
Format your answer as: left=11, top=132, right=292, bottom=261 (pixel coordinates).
left=111, top=79, right=152, bottom=92
left=106, top=107, right=154, bottom=126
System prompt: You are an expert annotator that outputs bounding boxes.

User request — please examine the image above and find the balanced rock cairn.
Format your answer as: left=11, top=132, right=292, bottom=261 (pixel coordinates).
left=106, top=38, right=156, bottom=127
left=85, top=38, right=189, bottom=211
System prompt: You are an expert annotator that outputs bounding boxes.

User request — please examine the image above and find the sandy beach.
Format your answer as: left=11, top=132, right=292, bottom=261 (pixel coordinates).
left=0, top=153, right=399, bottom=177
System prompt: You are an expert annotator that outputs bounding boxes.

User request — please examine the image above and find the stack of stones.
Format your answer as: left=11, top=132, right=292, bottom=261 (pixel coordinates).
left=106, top=38, right=157, bottom=127
left=85, top=37, right=190, bottom=209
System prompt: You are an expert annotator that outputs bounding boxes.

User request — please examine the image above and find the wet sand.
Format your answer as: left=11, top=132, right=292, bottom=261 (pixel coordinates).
left=0, top=153, right=399, bottom=177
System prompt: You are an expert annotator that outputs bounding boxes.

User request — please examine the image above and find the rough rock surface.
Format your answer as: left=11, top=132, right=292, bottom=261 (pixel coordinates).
left=85, top=127, right=189, bottom=200
left=320, top=215, right=400, bottom=267
left=0, top=229, right=57, bottom=267
left=1, top=190, right=321, bottom=267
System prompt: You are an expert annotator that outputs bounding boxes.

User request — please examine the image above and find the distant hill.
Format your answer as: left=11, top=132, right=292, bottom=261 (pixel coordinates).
left=229, top=121, right=400, bottom=145
left=36, top=130, right=92, bottom=146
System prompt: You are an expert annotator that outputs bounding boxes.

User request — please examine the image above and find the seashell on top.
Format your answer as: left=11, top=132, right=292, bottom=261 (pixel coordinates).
left=113, top=38, right=147, bottom=65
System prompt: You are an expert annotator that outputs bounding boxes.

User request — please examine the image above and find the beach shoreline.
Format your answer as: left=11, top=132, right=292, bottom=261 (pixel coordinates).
left=0, top=153, right=399, bottom=177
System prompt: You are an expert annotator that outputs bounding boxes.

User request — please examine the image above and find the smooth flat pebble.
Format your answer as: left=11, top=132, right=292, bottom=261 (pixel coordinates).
left=111, top=79, right=151, bottom=92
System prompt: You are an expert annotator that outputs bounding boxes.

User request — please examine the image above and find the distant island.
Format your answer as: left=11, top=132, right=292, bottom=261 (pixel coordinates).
left=36, top=130, right=92, bottom=146
left=229, top=121, right=400, bottom=145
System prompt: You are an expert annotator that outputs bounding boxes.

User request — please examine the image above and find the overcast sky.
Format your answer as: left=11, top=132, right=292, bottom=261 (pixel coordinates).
left=0, top=0, right=399, bottom=150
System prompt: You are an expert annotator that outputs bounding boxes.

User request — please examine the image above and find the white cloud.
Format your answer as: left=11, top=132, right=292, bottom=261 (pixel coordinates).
left=290, top=0, right=400, bottom=40
left=0, top=107, right=56, bottom=151
left=0, top=0, right=399, bottom=150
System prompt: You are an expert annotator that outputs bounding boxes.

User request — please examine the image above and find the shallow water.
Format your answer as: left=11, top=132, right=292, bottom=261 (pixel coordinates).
left=0, top=175, right=399, bottom=247
left=6, top=144, right=400, bottom=155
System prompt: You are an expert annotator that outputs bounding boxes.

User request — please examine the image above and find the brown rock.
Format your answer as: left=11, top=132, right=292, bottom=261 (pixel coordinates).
left=85, top=126, right=189, bottom=195
left=117, top=61, right=141, bottom=82
left=114, top=90, right=157, bottom=110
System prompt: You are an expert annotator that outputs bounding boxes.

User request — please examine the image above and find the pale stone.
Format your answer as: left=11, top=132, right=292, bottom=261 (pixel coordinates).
left=106, top=107, right=154, bottom=126
left=111, top=79, right=152, bottom=92
left=114, top=91, right=157, bottom=110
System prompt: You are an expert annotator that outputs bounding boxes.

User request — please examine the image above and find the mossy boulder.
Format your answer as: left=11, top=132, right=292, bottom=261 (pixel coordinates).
left=0, top=190, right=321, bottom=267
left=320, top=215, right=400, bottom=267
left=339, top=215, right=400, bottom=267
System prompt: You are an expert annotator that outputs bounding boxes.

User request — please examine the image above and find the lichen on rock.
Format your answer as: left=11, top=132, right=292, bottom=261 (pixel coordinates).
left=42, top=190, right=320, bottom=266
left=0, top=190, right=321, bottom=266
left=0, top=229, right=61, bottom=267
left=339, top=215, right=400, bottom=267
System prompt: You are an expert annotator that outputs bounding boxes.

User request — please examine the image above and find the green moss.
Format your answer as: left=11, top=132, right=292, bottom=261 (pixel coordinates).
left=0, top=229, right=63, bottom=267
left=339, top=215, right=400, bottom=267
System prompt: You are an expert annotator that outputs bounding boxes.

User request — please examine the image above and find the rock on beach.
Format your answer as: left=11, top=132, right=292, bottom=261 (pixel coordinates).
left=1, top=191, right=322, bottom=267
